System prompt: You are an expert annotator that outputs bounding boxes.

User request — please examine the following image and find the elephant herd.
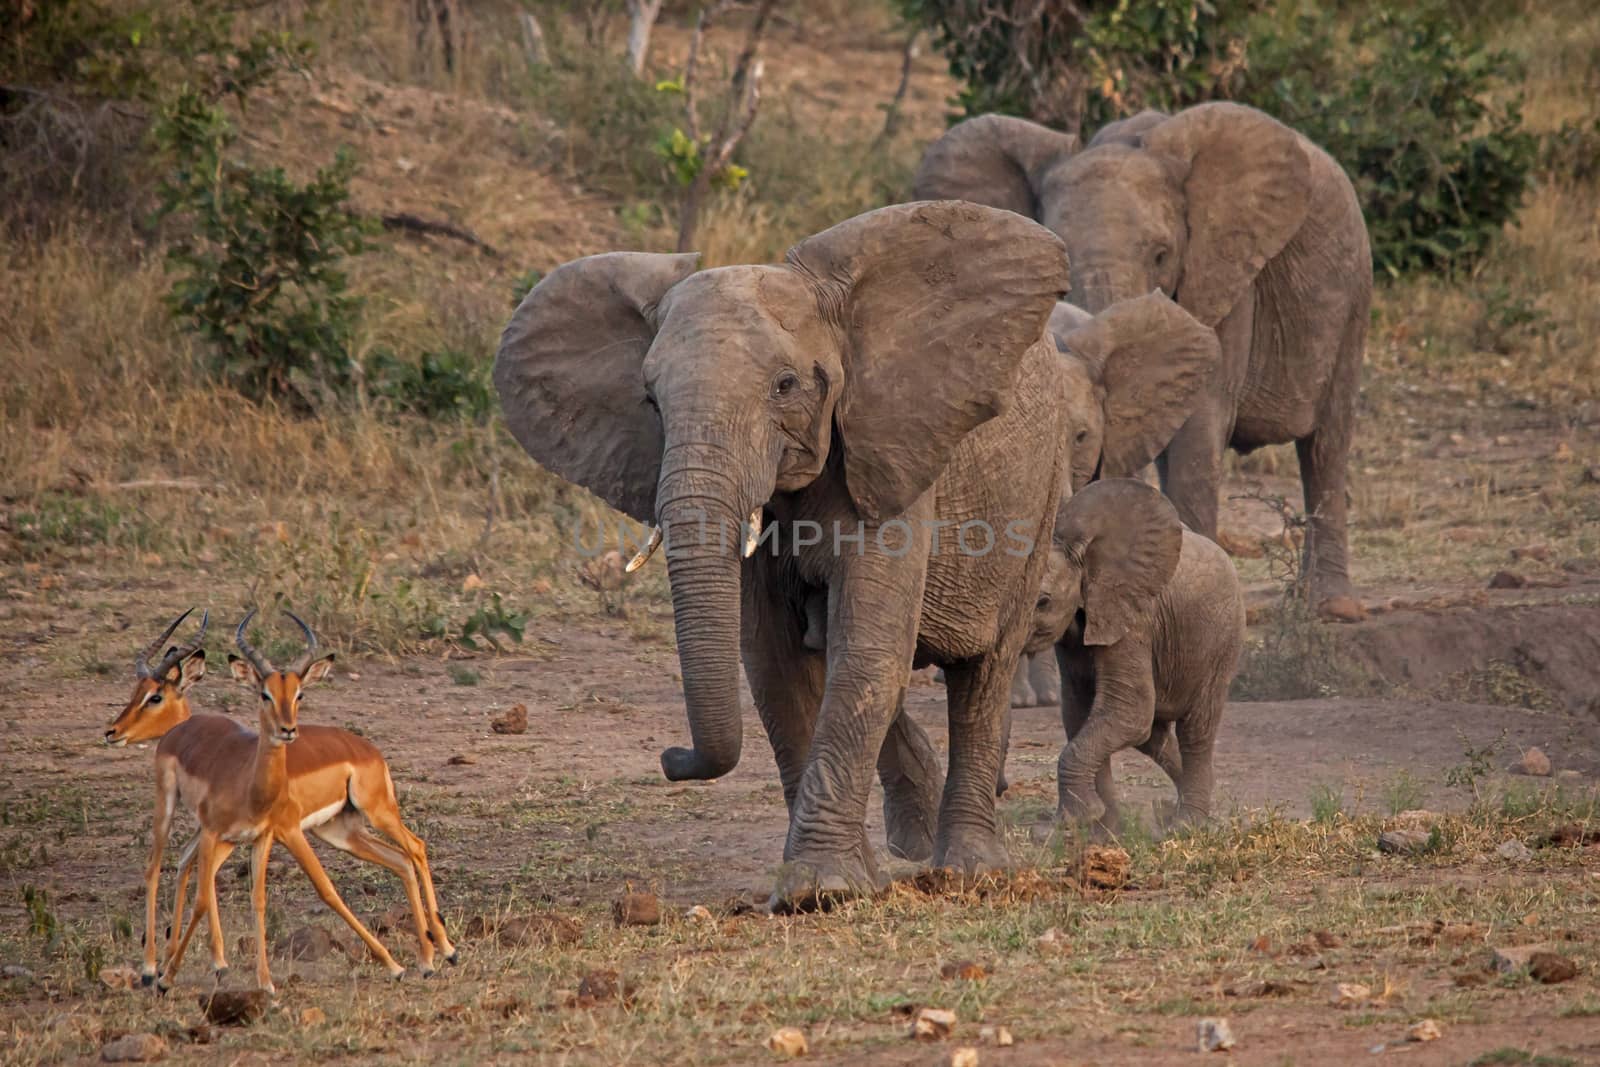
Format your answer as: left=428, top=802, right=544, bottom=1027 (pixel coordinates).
left=494, top=101, right=1372, bottom=910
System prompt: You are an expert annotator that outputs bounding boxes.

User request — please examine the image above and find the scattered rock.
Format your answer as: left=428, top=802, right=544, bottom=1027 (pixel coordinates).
left=1378, top=829, right=1432, bottom=855
left=950, top=1047, right=980, bottom=1067
left=299, top=1007, right=326, bottom=1026
left=575, top=968, right=629, bottom=1002
left=1226, top=978, right=1292, bottom=998
left=98, top=965, right=140, bottom=991
left=1317, top=595, right=1366, bottom=623
left=1313, top=930, right=1342, bottom=949
left=1454, top=970, right=1488, bottom=988
left=766, top=1027, right=808, bottom=1057
left=1488, top=570, right=1527, bottom=590
left=1078, top=846, right=1131, bottom=890
left=2, top=964, right=33, bottom=980
left=1510, top=543, right=1551, bottom=562
left=446, top=753, right=478, bottom=766
left=684, top=904, right=715, bottom=924
left=1490, top=944, right=1557, bottom=973
left=1515, top=747, right=1552, bottom=777
left=1496, top=839, right=1533, bottom=862
left=1033, top=927, right=1069, bottom=952
left=1406, top=1019, right=1442, bottom=1043
left=1389, top=809, right=1444, bottom=830
left=940, top=960, right=989, bottom=981
left=911, top=1007, right=958, bottom=1040
left=1247, top=935, right=1273, bottom=955
left=1332, top=982, right=1370, bottom=1007
left=100, top=1033, right=167, bottom=1062
left=978, top=1025, right=1015, bottom=1047
left=1528, top=952, right=1578, bottom=984
left=496, top=913, right=582, bottom=948
left=199, top=989, right=271, bottom=1026
left=461, top=573, right=485, bottom=593
left=612, top=891, right=661, bottom=927
left=273, top=925, right=349, bottom=962
left=1197, top=1017, right=1236, bottom=1053
left=491, top=704, right=528, bottom=735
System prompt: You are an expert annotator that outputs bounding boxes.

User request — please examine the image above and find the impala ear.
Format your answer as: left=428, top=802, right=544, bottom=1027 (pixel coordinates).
left=785, top=201, right=1068, bottom=520
left=913, top=114, right=1078, bottom=219
left=299, top=653, right=336, bottom=688
left=175, top=650, right=206, bottom=694
left=494, top=251, right=700, bottom=523
left=227, top=653, right=260, bottom=688
left=1059, top=479, right=1182, bottom=647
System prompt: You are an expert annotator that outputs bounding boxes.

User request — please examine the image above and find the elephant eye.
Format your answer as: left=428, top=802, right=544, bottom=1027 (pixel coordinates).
left=1036, top=595, right=1051, bottom=610
left=1153, top=247, right=1170, bottom=268
left=772, top=371, right=800, bottom=399
left=1075, top=428, right=1088, bottom=444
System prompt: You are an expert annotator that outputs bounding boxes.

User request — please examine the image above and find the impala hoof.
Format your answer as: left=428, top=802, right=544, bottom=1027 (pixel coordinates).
left=140, top=973, right=155, bottom=988
left=389, top=967, right=406, bottom=981
left=420, top=967, right=436, bottom=980
left=445, top=950, right=460, bottom=966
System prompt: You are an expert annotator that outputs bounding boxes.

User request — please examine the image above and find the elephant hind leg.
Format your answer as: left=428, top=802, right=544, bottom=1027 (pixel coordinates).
left=1296, top=308, right=1364, bottom=605
left=1171, top=709, right=1220, bottom=826
left=877, top=699, right=943, bottom=862
left=937, top=653, right=1018, bottom=876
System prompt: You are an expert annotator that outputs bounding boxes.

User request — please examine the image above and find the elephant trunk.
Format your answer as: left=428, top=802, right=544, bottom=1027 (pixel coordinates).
left=655, top=447, right=753, bottom=782
left=1068, top=266, right=1141, bottom=316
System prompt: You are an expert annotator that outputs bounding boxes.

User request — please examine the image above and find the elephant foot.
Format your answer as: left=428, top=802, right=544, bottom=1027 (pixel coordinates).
left=934, top=826, right=1011, bottom=878
left=1009, top=677, right=1036, bottom=709
left=883, top=798, right=936, bottom=863
left=769, top=849, right=885, bottom=914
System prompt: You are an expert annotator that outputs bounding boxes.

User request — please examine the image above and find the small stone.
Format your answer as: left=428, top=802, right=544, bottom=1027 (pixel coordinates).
left=1197, top=1017, right=1235, bottom=1052
left=100, top=1033, right=167, bottom=1062
left=446, top=753, right=478, bottom=766
left=1034, top=927, right=1068, bottom=952
left=491, top=703, right=528, bottom=735
left=1528, top=952, right=1578, bottom=984
left=98, top=964, right=140, bottom=991
left=1313, top=930, right=1342, bottom=948
left=1490, top=944, right=1556, bottom=973
left=1317, top=595, right=1366, bottom=623
left=1515, top=747, right=1552, bottom=777
left=2, top=964, right=33, bottom=980
left=1389, top=809, right=1443, bottom=830
left=950, top=1047, right=980, bottom=1067
left=684, top=904, right=714, bottom=924
left=940, top=960, right=989, bottom=981
left=461, top=573, right=485, bottom=592
left=1488, top=570, right=1527, bottom=589
left=299, top=1007, right=326, bottom=1026
left=199, top=989, right=271, bottom=1026
left=1079, top=846, right=1130, bottom=890
left=1406, top=1019, right=1442, bottom=1042
left=1510, top=544, right=1551, bottom=562
left=911, top=1007, right=958, bottom=1040
left=1333, top=982, right=1370, bottom=1007
left=994, top=1026, right=1014, bottom=1048
left=612, top=891, right=661, bottom=927
left=766, top=1027, right=808, bottom=1056
left=1378, top=829, right=1432, bottom=855
left=576, top=969, right=622, bottom=1001
left=1496, top=838, right=1532, bottom=862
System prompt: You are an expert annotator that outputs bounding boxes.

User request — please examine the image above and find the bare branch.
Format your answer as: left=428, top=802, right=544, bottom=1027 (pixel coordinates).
left=876, top=28, right=921, bottom=144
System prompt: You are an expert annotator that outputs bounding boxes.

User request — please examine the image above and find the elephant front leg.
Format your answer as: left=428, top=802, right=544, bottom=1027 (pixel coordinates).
left=937, top=652, right=1017, bottom=875
left=1156, top=402, right=1226, bottom=540
left=1056, top=642, right=1156, bottom=830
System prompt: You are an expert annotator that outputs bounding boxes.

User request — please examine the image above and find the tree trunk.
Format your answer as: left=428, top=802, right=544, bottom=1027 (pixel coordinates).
left=625, top=0, right=663, bottom=77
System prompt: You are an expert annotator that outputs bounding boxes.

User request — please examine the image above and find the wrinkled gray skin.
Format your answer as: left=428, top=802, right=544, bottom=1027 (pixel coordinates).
left=915, top=102, right=1372, bottom=606
left=495, top=205, right=1222, bottom=908
left=496, top=202, right=1075, bottom=909
left=1025, top=479, right=1245, bottom=831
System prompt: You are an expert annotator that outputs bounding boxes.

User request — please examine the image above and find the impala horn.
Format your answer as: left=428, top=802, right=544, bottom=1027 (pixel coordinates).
left=285, top=610, right=319, bottom=674
left=150, top=609, right=208, bottom=682
left=136, top=607, right=195, bottom=679
left=234, top=608, right=273, bottom=678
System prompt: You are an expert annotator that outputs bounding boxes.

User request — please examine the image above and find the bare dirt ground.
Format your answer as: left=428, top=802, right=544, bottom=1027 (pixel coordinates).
left=2, top=581, right=1599, bottom=1064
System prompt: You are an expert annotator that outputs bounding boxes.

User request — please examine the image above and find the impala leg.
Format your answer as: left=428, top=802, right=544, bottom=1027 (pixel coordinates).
left=313, top=816, right=437, bottom=974
left=141, top=768, right=177, bottom=985
left=160, top=832, right=231, bottom=990
left=165, top=833, right=201, bottom=967
left=279, top=827, right=405, bottom=978
left=364, top=805, right=455, bottom=964
left=202, top=839, right=235, bottom=977
left=248, top=833, right=276, bottom=994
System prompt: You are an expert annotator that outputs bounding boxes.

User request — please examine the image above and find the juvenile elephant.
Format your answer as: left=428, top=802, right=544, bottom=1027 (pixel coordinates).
left=914, top=102, right=1371, bottom=608
left=497, top=201, right=1075, bottom=906
left=1027, top=479, right=1245, bottom=830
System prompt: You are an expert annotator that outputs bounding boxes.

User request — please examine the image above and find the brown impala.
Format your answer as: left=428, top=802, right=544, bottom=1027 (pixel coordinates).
left=105, top=609, right=455, bottom=992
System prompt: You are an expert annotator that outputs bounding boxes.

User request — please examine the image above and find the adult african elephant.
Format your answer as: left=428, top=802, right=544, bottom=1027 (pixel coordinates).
left=914, top=102, right=1371, bottom=607
left=496, top=202, right=1073, bottom=907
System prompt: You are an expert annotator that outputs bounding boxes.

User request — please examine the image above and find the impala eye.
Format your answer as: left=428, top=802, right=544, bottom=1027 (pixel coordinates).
left=148, top=694, right=163, bottom=707
left=261, top=691, right=271, bottom=702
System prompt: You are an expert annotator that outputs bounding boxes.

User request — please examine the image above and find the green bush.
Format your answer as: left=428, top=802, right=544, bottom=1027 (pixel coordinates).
left=153, top=89, right=372, bottom=407
left=1240, top=3, right=1536, bottom=277
left=367, top=347, right=494, bottom=422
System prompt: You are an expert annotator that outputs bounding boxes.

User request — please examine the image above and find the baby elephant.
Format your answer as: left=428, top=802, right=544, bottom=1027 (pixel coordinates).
left=1027, top=478, right=1244, bottom=830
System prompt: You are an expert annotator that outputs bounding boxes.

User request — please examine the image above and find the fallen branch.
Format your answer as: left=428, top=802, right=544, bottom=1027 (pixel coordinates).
left=380, top=212, right=499, bottom=257
left=102, top=479, right=228, bottom=493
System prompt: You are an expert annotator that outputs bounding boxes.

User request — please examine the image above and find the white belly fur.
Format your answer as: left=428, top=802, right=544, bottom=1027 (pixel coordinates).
left=300, top=799, right=346, bottom=831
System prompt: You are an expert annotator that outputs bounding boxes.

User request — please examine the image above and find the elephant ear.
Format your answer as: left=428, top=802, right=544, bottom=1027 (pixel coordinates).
left=1059, top=478, right=1182, bottom=647
left=786, top=200, right=1069, bottom=521
left=1143, top=102, right=1311, bottom=328
left=1057, top=292, right=1220, bottom=477
left=1047, top=301, right=1093, bottom=350
left=494, top=251, right=699, bottom=523
left=912, top=114, right=1078, bottom=219
left=1087, top=108, right=1168, bottom=148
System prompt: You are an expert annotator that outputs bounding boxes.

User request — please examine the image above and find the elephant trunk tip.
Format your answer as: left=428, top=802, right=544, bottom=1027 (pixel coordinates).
left=660, top=744, right=740, bottom=782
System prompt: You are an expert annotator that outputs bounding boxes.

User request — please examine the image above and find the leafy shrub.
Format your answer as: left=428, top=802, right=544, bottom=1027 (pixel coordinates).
left=152, top=89, right=372, bottom=407
left=1240, top=3, right=1536, bottom=277
left=367, top=348, right=494, bottom=422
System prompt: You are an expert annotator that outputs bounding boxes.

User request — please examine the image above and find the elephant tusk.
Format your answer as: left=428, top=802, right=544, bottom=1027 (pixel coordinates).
left=743, top=507, right=763, bottom=558
left=624, top=527, right=662, bottom=573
